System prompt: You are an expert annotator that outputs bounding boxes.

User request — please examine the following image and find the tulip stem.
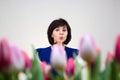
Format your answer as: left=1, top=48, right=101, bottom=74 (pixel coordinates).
left=88, top=64, right=92, bottom=80
left=116, top=63, right=120, bottom=80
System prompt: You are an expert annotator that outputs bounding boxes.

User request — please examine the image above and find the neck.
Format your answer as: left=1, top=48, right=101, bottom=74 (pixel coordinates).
left=54, top=42, right=65, bottom=47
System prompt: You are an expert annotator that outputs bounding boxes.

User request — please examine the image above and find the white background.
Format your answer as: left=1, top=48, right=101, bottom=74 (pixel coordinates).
left=0, top=0, right=120, bottom=72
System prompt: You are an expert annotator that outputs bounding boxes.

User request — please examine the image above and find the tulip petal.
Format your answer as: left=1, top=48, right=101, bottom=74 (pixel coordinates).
left=0, top=38, right=12, bottom=69
left=51, top=44, right=67, bottom=70
left=10, top=45, right=25, bottom=71
left=79, top=34, right=96, bottom=63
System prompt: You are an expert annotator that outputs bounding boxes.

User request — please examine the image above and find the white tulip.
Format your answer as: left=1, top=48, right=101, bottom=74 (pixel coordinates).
left=50, top=44, right=67, bottom=70
left=10, top=45, right=25, bottom=71
left=79, top=34, right=96, bottom=63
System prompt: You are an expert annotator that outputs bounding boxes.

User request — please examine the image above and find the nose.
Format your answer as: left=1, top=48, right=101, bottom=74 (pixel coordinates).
left=59, top=30, right=64, bottom=35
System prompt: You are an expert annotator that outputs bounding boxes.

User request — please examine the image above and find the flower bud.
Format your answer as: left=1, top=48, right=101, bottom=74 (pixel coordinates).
left=21, top=50, right=32, bottom=69
left=10, top=45, right=25, bottom=71
left=65, top=58, right=75, bottom=76
left=0, top=38, right=12, bottom=71
left=115, top=34, right=120, bottom=62
left=41, top=61, right=51, bottom=80
left=50, top=44, right=67, bottom=70
left=41, top=61, right=51, bottom=74
left=79, top=34, right=96, bottom=63
left=106, top=51, right=114, bottom=65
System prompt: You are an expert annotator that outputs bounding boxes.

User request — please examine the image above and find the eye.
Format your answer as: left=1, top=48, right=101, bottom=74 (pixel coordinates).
left=55, top=28, right=59, bottom=31
left=63, top=28, right=67, bottom=32
left=63, top=29, right=67, bottom=32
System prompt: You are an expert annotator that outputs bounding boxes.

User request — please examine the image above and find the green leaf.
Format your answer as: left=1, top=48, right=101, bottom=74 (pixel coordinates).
left=27, top=45, right=44, bottom=80
left=49, top=68, right=64, bottom=80
left=91, top=54, right=101, bottom=80
left=110, top=60, right=120, bottom=80
left=0, top=73, right=5, bottom=80
left=101, top=61, right=112, bottom=80
left=74, top=57, right=82, bottom=80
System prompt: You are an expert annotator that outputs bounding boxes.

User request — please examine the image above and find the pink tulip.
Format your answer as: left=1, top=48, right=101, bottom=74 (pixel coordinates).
left=105, top=51, right=114, bottom=65
left=41, top=62, right=51, bottom=80
left=79, top=34, right=97, bottom=63
left=115, top=34, right=120, bottom=62
left=10, top=45, right=25, bottom=71
left=96, top=47, right=101, bottom=55
left=65, top=58, right=75, bottom=76
left=41, top=61, right=51, bottom=74
left=21, top=50, right=32, bottom=69
left=50, top=44, right=67, bottom=70
left=0, top=38, right=12, bottom=71
left=0, top=38, right=30, bottom=72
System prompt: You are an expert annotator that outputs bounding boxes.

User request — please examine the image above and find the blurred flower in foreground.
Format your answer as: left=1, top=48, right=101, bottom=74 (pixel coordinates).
left=50, top=44, right=67, bottom=70
left=115, top=34, right=120, bottom=62
left=10, top=45, right=25, bottom=71
left=21, top=50, right=32, bottom=69
left=76, top=55, right=87, bottom=68
left=79, top=34, right=97, bottom=63
left=41, top=61, right=51, bottom=80
left=65, top=58, right=75, bottom=76
left=105, top=51, right=114, bottom=65
left=96, top=46, right=101, bottom=55
left=0, top=38, right=31, bottom=73
left=0, top=38, right=12, bottom=72
left=101, top=51, right=115, bottom=80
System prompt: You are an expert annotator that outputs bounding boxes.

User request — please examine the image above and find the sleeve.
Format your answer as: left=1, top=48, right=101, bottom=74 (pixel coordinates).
left=73, top=49, right=79, bottom=55
left=36, top=48, right=51, bottom=64
left=65, top=47, right=79, bottom=59
left=36, top=48, right=45, bottom=62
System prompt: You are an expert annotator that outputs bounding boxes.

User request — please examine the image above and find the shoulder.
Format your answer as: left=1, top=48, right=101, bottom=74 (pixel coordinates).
left=65, top=46, right=79, bottom=54
left=36, top=46, right=51, bottom=53
left=36, top=46, right=51, bottom=57
left=65, top=46, right=78, bottom=51
left=36, top=46, right=51, bottom=64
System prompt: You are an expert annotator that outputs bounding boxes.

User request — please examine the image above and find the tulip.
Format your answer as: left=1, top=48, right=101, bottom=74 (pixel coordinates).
left=115, top=34, right=120, bottom=62
left=65, top=58, right=75, bottom=76
left=50, top=44, right=67, bottom=70
left=10, top=45, right=25, bottom=71
left=90, top=46, right=101, bottom=73
left=105, top=51, right=114, bottom=65
left=0, top=38, right=25, bottom=80
left=0, top=38, right=29, bottom=72
left=96, top=47, right=101, bottom=55
left=101, top=51, right=115, bottom=80
left=114, top=34, right=120, bottom=80
left=21, top=50, right=32, bottom=69
left=41, top=61, right=51, bottom=80
left=0, top=38, right=12, bottom=71
left=79, top=34, right=97, bottom=63
left=41, top=61, right=51, bottom=74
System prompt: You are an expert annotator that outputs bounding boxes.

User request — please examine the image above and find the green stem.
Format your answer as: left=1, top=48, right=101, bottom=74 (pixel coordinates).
left=116, top=63, right=120, bottom=80
left=88, top=64, right=92, bottom=80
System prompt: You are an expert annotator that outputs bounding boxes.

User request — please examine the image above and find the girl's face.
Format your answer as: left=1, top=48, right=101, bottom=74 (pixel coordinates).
left=52, top=26, right=68, bottom=45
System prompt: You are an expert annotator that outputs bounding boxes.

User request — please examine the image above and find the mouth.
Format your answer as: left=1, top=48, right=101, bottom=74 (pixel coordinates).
left=59, top=37, right=64, bottom=40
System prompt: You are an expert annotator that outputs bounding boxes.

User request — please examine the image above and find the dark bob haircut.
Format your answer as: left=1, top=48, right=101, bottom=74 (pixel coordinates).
left=47, top=18, right=71, bottom=45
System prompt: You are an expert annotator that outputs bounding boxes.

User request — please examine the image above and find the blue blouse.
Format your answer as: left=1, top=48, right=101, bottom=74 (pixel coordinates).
left=36, top=46, right=78, bottom=64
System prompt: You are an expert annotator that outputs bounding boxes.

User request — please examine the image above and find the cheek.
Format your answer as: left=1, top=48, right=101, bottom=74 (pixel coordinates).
left=64, top=34, right=68, bottom=40
left=52, top=33, right=58, bottom=38
left=52, top=34, right=59, bottom=40
left=65, top=32, right=68, bottom=37
left=52, top=32, right=56, bottom=38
